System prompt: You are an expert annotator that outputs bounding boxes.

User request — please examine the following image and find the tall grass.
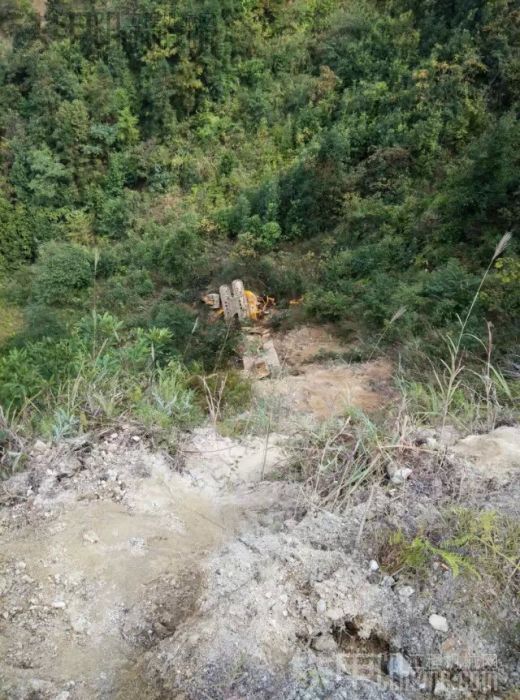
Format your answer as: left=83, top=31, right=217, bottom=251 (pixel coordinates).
left=399, top=233, right=517, bottom=432
left=0, top=312, right=201, bottom=444
left=292, top=411, right=391, bottom=511
left=436, top=233, right=512, bottom=432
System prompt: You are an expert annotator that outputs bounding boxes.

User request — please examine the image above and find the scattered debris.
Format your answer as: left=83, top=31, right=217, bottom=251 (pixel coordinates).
left=202, top=279, right=275, bottom=322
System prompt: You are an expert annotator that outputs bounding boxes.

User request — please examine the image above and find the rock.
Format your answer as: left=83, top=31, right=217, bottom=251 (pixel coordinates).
left=397, top=586, right=414, bottom=599
left=32, top=440, right=47, bottom=453
left=390, top=467, right=413, bottom=485
left=381, top=575, right=395, bottom=588
left=452, top=426, right=520, bottom=482
left=52, top=600, right=66, bottom=609
left=82, top=530, right=99, bottom=544
left=70, top=615, right=88, bottom=634
left=326, top=607, right=344, bottom=621
left=433, top=680, right=449, bottom=697
left=316, top=599, right=327, bottom=614
left=369, top=560, right=379, bottom=572
left=56, top=457, right=81, bottom=477
left=311, top=633, right=338, bottom=652
left=429, top=614, right=449, bottom=633
left=387, top=653, right=415, bottom=679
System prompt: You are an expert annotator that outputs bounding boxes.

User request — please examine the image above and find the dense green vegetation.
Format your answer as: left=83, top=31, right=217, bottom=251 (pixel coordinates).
left=0, top=0, right=518, bottom=436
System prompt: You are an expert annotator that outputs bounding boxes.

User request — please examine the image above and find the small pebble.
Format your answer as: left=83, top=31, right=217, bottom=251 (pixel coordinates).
left=83, top=530, right=99, bottom=544
left=429, top=613, right=449, bottom=633
left=387, top=652, right=415, bottom=679
left=397, top=586, right=415, bottom=598
left=390, top=468, right=413, bottom=484
left=316, top=599, right=327, bottom=614
left=312, top=633, right=337, bottom=652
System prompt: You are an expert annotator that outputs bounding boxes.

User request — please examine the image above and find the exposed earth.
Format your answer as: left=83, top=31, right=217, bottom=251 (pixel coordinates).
left=0, top=328, right=518, bottom=699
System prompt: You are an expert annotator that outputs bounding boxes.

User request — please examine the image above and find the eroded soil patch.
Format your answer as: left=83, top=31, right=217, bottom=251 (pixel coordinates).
left=256, top=359, right=394, bottom=420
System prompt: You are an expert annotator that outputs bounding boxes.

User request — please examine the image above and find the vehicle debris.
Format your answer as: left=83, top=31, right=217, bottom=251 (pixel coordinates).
left=202, top=279, right=275, bottom=322
left=203, top=280, right=280, bottom=377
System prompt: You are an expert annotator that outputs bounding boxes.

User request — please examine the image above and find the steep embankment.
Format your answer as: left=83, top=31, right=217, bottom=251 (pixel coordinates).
left=1, top=329, right=519, bottom=699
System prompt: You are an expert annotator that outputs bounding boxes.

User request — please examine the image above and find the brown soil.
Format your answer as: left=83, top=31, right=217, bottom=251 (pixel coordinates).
left=272, top=325, right=348, bottom=367
left=256, top=359, right=394, bottom=420
left=252, top=325, right=395, bottom=421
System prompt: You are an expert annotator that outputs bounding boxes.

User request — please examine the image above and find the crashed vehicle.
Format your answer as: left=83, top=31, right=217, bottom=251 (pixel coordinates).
left=202, top=280, right=279, bottom=377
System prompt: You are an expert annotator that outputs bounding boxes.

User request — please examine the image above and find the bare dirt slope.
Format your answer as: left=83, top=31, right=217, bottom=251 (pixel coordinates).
left=0, top=330, right=518, bottom=699
left=0, top=429, right=298, bottom=699
left=1, top=424, right=519, bottom=699
left=255, top=325, right=394, bottom=423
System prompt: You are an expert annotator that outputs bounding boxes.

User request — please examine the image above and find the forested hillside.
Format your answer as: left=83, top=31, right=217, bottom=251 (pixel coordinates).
left=0, top=0, right=518, bottom=434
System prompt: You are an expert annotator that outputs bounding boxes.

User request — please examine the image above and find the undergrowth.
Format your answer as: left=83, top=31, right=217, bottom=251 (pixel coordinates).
left=381, top=509, right=520, bottom=599
left=0, top=310, right=253, bottom=474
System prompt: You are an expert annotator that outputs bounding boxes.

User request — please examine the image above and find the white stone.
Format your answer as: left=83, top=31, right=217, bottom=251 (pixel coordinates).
left=397, top=586, right=415, bottom=598
left=316, top=599, right=327, bottom=614
left=387, top=653, right=415, bottom=679
left=70, top=615, right=88, bottom=634
left=369, top=559, right=379, bottom=571
left=312, top=633, right=338, bottom=652
left=82, top=530, right=99, bottom=544
left=429, top=613, right=449, bottom=633
left=390, top=468, right=413, bottom=484
left=326, top=607, right=344, bottom=621
left=433, top=680, right=449, bottom=697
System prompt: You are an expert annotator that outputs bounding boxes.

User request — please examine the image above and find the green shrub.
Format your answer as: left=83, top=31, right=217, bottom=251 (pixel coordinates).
left=160, top=222, right=205, bottom=287
left=150, top=302, right=240, bottom=369
left=32, top=242, right=92, bottom=306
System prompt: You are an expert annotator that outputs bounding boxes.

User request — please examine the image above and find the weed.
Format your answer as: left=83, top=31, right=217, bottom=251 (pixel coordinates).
left=192, top=370, right=252, bottom=425
left=433, top=234, right=513, bottom=433
left=380, top=509, right=520, bottom=597
left=292, top=412, right=389, bottom=510
left=382, top=530, right=477, bottom=579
